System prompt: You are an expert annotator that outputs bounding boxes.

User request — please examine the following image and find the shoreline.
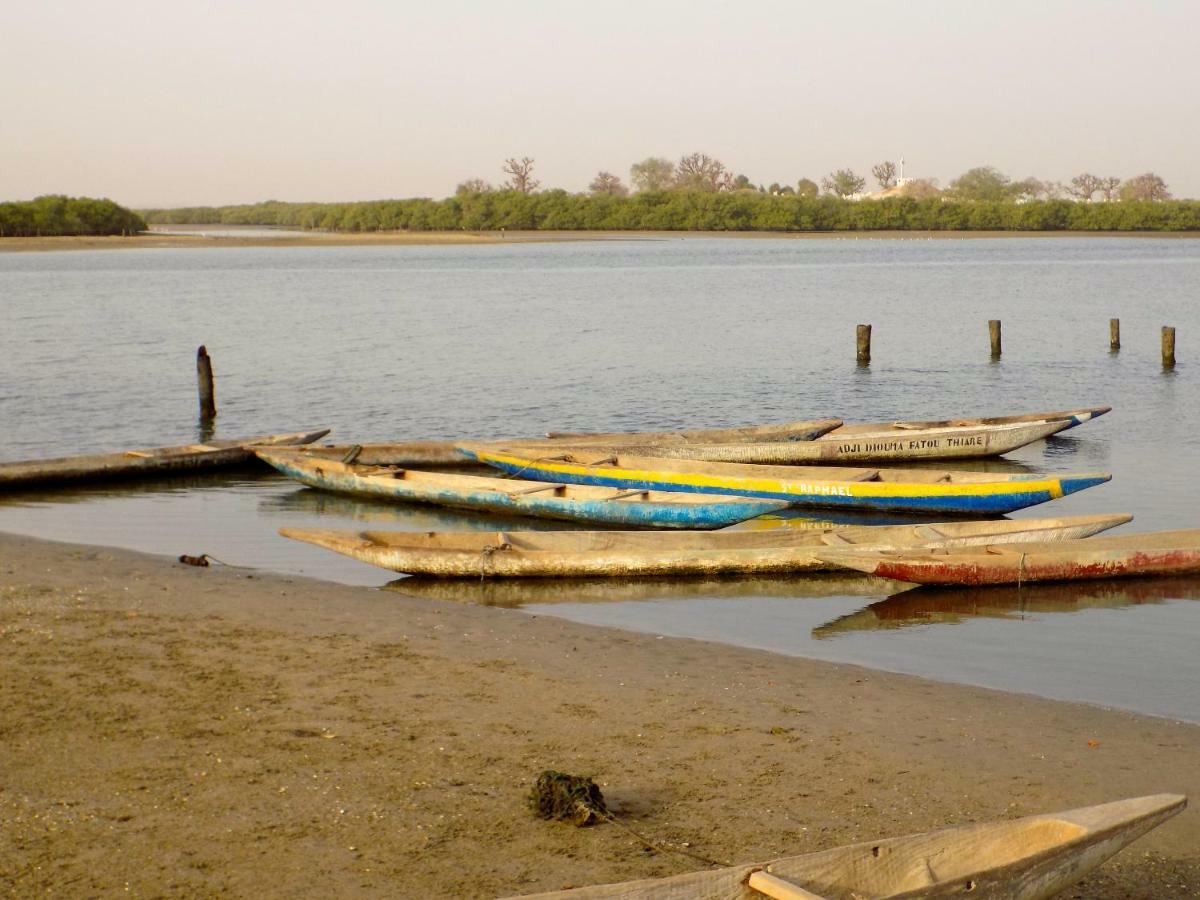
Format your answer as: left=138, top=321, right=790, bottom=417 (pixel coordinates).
left=2, top=530, right=1197, bottom=896
left=3, top=228, right=1200, bottom=253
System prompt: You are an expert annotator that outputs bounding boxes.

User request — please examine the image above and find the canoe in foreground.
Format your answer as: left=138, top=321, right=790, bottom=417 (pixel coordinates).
left=816, top=529, right=1200, bottom=586
left=279, top=514, right=1132, bottom=578
left=0, top=429, right=331, bottom=489
left=459, top=446, right=1112, bottom=516
left=297, top=418, right=843, bottom=468
left=539, top=407, right=1111, bottom=465
left=255, top=449, right=787, bottom=528
left=510, top=793, right=1185, bottom=900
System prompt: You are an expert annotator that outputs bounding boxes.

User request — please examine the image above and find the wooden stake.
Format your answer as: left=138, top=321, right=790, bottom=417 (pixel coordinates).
left=196, top=345, right=217, bottom=419
left=856, top=324, right=871, bottom=365
left=1110, top=318, right=1121, bottom=351
left=988, top=319, right=1002, bottom=358
left=1162, top=326, right=1176, bottom=369
left=747, top=869, right=828, bottom=900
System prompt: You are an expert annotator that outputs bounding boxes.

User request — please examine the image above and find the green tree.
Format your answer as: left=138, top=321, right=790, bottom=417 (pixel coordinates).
left=948, top=166, right=1013, bottom=201
left=629, top=157, right=675, bottom=192
left=821, top=169, right=866, bottom=198
left=674, top=152, right=730, bottom=191
left=795, top=178, right=819, bottom=199
left=455, top=178, right=493, bottom=196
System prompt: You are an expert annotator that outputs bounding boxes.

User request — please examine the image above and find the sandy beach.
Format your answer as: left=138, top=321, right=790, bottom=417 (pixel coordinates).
left=2, top=531, right=1198, bottom=897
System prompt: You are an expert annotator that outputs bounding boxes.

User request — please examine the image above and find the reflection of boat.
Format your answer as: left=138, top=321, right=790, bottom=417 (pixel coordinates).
left=299, top=418, right=841, bottom=467
left=256, top=450, right=786, bottom=528
left=539, top=408, right=1109, bottom=465
left=0, top=429, right=329, bottom=489
left=282, top=515, right=1131, bottom=579
left=508, top=794, right=1184, bottom=900
left=813, top=576, right=1200, bottom=638
left=461, top=446, right=1111, bottom=515
left=385, top=572, right=903, bottom=608
left=817, top=530, right=1200, bottom=586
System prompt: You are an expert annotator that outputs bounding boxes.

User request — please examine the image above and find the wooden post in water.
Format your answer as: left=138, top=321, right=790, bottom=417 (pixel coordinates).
left=988, top=319, right=1002, bottom=358
left=196, top=345, right=217, bottom=420
left=1162, top=326, right=1176, bottom=369
left=1109, top=318, right=1121, bottom=351
left=856, top=324, right=872, bottom=365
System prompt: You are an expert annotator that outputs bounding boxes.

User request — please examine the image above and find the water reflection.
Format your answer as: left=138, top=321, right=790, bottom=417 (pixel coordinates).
left=813, top=577, right=1200, bottom=639
left=387, top=572, right=905, bottom=608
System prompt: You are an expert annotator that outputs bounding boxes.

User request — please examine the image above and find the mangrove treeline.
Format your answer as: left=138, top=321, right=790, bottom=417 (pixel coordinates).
left=0, top=195, right=147, bottom=237
left=142, top=192, right=1200, bottom=233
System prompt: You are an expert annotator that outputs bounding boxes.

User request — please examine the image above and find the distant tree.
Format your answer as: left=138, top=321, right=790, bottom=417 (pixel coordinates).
left=1097, top=176, right=1122, bottom=202
left=589, top=171, right=628, bottom=196
left=1011, top=177, right=1056, bottom=201
left=455, top=178, right=493, bottom=196
left=1119, top=173, right=1170, bottom=201
left=675, top=152, right=730, bottom=191
left=629, top=157, right=675, bottom=192
left=795, top=178, right=819, bottom=199
left=871, top=161, right=897, bottom=189
left=821, top=169, right=866, bottom=198
left=731, top=173, right=753, bottom=190
left=947, top=166, right=1013, bottom=201
left=501, top=157, right=539, bottom=194
left=1066, top=173, right=1101, bottom=202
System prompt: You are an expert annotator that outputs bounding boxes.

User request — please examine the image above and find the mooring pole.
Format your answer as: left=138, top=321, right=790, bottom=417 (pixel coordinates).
left=988, top=319, right=1002, bottom=358
left=197, top=345, right=217, bottom=419
left=1109, top=318, right=1121, bottom=352
left=1162, top=326, right=1176, bottom=369
left=856, top=324, right=872, bottom=365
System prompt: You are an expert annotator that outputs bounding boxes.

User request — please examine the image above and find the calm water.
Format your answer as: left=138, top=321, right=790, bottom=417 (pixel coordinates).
left=2, top=236, right=1199, bottom=720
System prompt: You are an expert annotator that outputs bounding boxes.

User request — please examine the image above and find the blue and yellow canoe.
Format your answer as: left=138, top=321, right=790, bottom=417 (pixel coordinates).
left=255, top=449, right=788, bottom=529
left=458, top=446, right=1111, bottom=516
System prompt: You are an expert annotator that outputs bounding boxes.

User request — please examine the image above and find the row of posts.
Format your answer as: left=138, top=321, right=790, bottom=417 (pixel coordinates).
left=856, top=321, right=1178, bottom=368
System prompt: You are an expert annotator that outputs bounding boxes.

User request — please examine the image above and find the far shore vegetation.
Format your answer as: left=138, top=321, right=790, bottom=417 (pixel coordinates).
left=4, top=158, right=1197, bottom=238
left=0, top=195, right=146, bottom=237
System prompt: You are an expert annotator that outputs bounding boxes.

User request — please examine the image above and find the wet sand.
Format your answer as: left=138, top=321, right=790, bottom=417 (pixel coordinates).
left=3, top=230, right=1198, bottom=253
left=2, top=531, right=1198, bottom=897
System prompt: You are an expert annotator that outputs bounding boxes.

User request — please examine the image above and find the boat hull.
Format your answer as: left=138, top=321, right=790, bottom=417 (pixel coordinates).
left=257, top=451, right=786, bottom=529
left=0, top=430, right=330, bottom=489
left=280, top=514, right=1132, bottom=578
left=508, top=794, right=1185, bottom=900
left=819, top=529, right=1200, bottom=586
left=460, top=447, right=1111, bottom=516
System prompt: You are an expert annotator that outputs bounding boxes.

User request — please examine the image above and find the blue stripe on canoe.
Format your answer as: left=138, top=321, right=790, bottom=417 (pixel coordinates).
left=468, top=456, right=1110, bottom=516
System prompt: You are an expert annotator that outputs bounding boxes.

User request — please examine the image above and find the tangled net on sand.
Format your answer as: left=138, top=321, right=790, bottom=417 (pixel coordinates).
left=528, top=771, right=608, bottom=827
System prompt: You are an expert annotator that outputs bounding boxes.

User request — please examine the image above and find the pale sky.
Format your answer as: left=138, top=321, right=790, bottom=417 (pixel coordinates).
left=3, top=0, right=1198, bottom=206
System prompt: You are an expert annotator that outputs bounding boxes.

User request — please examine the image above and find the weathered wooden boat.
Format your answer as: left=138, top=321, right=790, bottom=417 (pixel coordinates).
left=295, top=419, right=843, bottom=468
left=539, top=407, right=1111, bottom=464
left=816, top=529, right=1200, bottom=586
left=255, top=449, right=787, bottom=528
left=0, top=429, right=330, bottom=489
left=279, top=514, right=1131, bottom=579
left=508, top=794, right=1185, bottom=900
left=458, top=446, right=1111, bottom=516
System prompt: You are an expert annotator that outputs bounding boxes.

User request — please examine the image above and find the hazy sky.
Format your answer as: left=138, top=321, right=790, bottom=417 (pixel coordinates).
left=4, top=0, right=1198, bottom=206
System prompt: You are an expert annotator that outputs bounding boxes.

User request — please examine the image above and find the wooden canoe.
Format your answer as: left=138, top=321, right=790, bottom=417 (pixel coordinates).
left=816, top=529, right=1200, bottom=586
left=538, top=407, right=1111, bottom=464
left=509, top=793, right=1185, bottom=900
left=0, top=429, right=331, bottom=489
left=255, top=449, right=787, bottom=529
left=295, top=419, right=843, bottom=468
left=458, top=446, right=1112, bottom=516
left=279, top=514, right=1131, bottom=578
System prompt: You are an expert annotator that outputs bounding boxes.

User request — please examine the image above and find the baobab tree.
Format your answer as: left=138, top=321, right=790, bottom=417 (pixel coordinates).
left=674, top=153, right=730, bottom=191
left=502, top=157, right=540, bottom=194
left=871, top=161, right=897, bottom=190
left=589, top=171, right=628, bottom=196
